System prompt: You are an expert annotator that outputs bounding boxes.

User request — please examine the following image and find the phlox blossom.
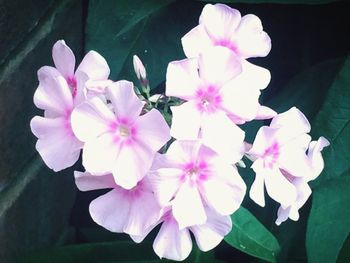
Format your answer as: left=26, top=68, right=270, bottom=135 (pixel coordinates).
left=71, top=80, right=171, bottom=189
left=166, top=46, right=271, bottom=162
left=248, top=107, right=320, bottom=209
left=74, top=171, right=161, bottom=237
left=275, top=136, right=329, bottom=225
left=149, top=140, right=246, bottom=229
left=182, top=3, right=271, bottom=59
left=131, top=206, right=232, bottom=261
left=30, top=40, right=110, bottom=171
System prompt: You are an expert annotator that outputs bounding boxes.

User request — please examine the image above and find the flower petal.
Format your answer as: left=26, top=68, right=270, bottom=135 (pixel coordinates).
left=165, top=58, right=200, bottom=99
left=270, top=107, right=311, bottom=138
left=191, top=208, right=232, bottom=252
left=123, top=190, right=162, bottom=236
left=250, top=159, right=266, bottom=207
left=76, top=50, right=110, bottom=80
left=71, top=97, right=115, bottom=142
left=198, top=46, right=242, bottom=87
left=181, top=24, right=213, bottom=58
left=83, top=132, right=118, bottom=175
left=255, top=105, right=277, bottom=120
left=170, top=102, right=202, bottom=140
left=74, top=171, right=116, bottom=191
left=307, top=136, right=330, bottom=180
left=201, top=112, right=245, bottom=163
left=220, top=60, right=270, bottom=121
left=199, top=4, right=241, bottom=42
left=135, top=109, right=170, bottom=152
left=35, top=68, right=74, bottom=115
left=172, top=182, right=207, bottom=229
left=106, top=80, right=145, bottom=121
left=153, top=219, right=192, bottom=261
left=52, top=40, right=75, bottom=79
left=89, top=188, right=130, bottom=233
left=31, top=116, right=81, bottom=171
left=149, top=168, right=182, bottom=206
left=248, top=126, right=279, bottom=157
left=112, top=142, right=154, bottom=189
left=234, top=14, right=271, bottom=58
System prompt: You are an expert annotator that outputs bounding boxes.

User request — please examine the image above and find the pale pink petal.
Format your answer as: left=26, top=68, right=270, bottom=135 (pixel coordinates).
left=250, top=160, right=266, bottom=207
left=199, top=4, right=241, bottom=42
left=170, top=102, right=202, bottom=140
left=191, top=208, right=232, bottom=251
left=123, top=190, right=162, bottom=236
left=89, top=188, right=130, bottom=233
left=270, top=107, right=311, bottom=136
left=181, top=24, right=213, bottom=58
left=307, top=136, right=330, bottom=180
left=112, top=142, right=154, bottom=189
left=153, top=219, right=192, bottom=261
left=172, top=182, right=207, bottom=229
left=198, top=46, right=242, bottom=87
left=71, top=97, right=115, bottom=142
left=221, top=61, right=270, bottom=121
left=31, top=116, right=81, bottom=171
left=74, top=71, right=89, bottom=106
left=149, top=168, right=182, bottom=206
left=83, top=133, right=118, bottom=175
left=263, top=166, right=297, bottom=208
left=74, top=171, right=116, bottom=191
left=133, top=55, right=147, bottom=80
left=234, top=14, right=271, bottom=58
left=278, top=144, right=312, bottom=178
left=76, top=50, right=110, bottom=80
left=166, top=140, right=201, bottom=164
left=106, top=80, right=145, bottom=121
left=248, top=126, right=279, bottom=157
left=275, top=206, right=291, bottom=226
left=293, top=178, right=312, bottom=210
left=201, top=177, right=243, bottom=216
left=135, top=109, right=170, bottom=152
left=165, top=58, right=200, bottom=99
left=35, top=69, right=74, bottom=115
left=52, top=40, right=75, bottom=79
left=201, top=112, right=245, bottom=163
left=255, top=105, right=277, bottom=120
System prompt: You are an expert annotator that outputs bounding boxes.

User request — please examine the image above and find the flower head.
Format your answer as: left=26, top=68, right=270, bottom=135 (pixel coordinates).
left=71, top=80, right=171, bottom=189
left=182, top=4, right=271, bottom=59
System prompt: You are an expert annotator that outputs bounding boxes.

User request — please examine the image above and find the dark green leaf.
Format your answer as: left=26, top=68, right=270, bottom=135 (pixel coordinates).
left=306, top=175, right=350, bottom=263
left=310, top=55, right=350, bottom=186
left=86, top=0, right=201, bottom=89
left=224, top=207, right=280, bottom=262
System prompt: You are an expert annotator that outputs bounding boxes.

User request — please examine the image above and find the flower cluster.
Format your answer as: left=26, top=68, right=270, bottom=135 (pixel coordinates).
left=30, top=3, right=329, bottom=261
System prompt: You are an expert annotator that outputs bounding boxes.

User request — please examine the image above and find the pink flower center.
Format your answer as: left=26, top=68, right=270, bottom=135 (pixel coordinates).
left=195, top=86, right=222, bottom=113
left=109, top=118, right=137, bottom=145
left=180, top=161, right=209, bottom=186
left=215, top=39, right=238, bottom=54
left=67, top=76, right=77, bottom=98
left=263, top=142, right=280, bottom=169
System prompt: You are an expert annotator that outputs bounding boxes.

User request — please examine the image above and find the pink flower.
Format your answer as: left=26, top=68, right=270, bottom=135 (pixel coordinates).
left=148, top=140, right=246, bottom=229
left=50, top=40, right=110, bottom=98
left=30, top=72, right=83, bottom=171
left=275, top=136, right=329, bottom=225
left=131, top=207, right=232, bottom=261
left=74, top=171, right=162, bottom=236
left=166, top=46, right=271, bottom=162
left=71, top=80, right=171, bottom=189
left=30, top=40, right=111, bottom=171
left=182, top=4, right=271, bottom=59
left=248, top=107, right=315, bottom=208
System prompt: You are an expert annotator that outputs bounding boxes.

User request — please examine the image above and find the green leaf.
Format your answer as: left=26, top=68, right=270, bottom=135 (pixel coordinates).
left=86, top=0, right=200, bottom=89
left=266, top=58, right=344, bottom=121
left=224, top=207, right=280, bottom=262
left=18, top=240, right=219, bottom=263
left=196, top=0, right=338, bottom=4
left=310, top=55, right=350, bottom=186
left=306, top=175, right=350, bottom=263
